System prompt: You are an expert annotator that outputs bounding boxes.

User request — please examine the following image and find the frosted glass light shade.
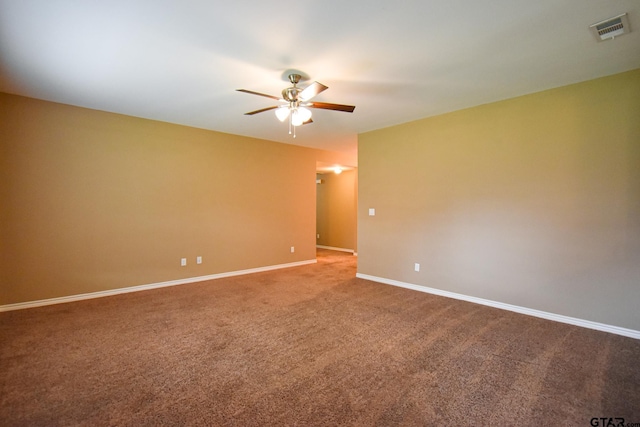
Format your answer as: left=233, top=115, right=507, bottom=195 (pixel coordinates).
left=297, top=107, right=312, bottom=122
left=291, top=110, right=303, bottom=126
left=275, top=106, right=290, bottom=122
left=291, top=107, right=312, bottom=127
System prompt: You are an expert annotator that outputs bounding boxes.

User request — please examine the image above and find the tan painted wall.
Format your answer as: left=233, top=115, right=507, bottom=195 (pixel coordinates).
left=316, top=170, right=358, bottom=251
left=358, top=69, right=640, bottom=330
left=0, top=93, right=333, bottom=305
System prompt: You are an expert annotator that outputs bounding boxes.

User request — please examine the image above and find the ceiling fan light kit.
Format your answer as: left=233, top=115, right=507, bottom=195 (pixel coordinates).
left=238, top=73, right=355, bottom=138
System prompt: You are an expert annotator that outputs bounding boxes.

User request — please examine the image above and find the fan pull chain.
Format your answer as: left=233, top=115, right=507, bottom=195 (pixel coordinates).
left=288, top=113, right=297, bottom=138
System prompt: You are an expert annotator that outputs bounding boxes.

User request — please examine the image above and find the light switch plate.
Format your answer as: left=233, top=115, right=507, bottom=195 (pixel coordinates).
left=369, top=208, right=376, bottom=216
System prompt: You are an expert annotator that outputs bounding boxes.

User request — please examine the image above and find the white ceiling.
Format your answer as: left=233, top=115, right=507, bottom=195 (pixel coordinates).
left=1, top=0, right=639, bottom=164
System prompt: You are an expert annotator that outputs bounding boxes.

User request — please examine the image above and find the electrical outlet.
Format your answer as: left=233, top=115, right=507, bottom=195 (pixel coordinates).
left=181, top=258, right=187, bottom=267
left=414, top=263, right=420, bottom=272
left=369, top=208, right=376, bottom=216
left=196, top=256, right=202, bottom=264
left=317, top=234, right=320, bottom=239
left=290, top=246, right=295, bottom=253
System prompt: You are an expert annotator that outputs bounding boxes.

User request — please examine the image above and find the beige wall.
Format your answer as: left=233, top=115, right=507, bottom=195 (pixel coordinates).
left=316, top=170, right=358, bottom=251
left=358, top=69, right=640, bottom=331
left=0, top=93, right=337, bottom=305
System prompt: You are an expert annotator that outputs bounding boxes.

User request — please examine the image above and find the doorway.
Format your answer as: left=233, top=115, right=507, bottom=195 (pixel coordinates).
left=315, top=166, right=358, bottom=255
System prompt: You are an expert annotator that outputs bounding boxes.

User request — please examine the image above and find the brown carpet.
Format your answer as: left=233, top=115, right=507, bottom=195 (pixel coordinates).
left=1, top=249, right=639, bottom=426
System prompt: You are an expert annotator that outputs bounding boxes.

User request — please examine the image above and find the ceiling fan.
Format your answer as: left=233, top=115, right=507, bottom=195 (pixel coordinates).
left=237, top=73, right=355, bottom=138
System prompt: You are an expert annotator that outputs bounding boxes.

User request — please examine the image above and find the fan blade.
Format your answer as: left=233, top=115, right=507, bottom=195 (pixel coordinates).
left=245, top=106, right=278, bottom=115
left=237, top=89, right=281, bottom=101
left=308, top=102, right=356, bottom=113
left=303, top=118, right=313, bottom=125
left=299, top=81, right=328, bottom=101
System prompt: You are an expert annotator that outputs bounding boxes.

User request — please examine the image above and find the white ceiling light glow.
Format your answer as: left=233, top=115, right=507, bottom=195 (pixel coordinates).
left=275, top=106, right=290, bottom=122
left=293, top=107, right=312, bottom=125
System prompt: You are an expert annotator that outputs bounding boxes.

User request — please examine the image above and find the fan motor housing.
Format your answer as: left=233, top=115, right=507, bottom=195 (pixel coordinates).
left=282, top=87, right=301, bottom=102
left=282, top=74, right=303, bottom=101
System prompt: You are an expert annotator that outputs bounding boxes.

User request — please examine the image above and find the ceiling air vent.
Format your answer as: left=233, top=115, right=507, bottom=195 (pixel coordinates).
left=590, top=13, right=630, bottom=41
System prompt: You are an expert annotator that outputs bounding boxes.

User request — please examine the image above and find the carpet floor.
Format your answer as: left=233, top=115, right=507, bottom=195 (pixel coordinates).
left=1, top=249, right=639, bottom=426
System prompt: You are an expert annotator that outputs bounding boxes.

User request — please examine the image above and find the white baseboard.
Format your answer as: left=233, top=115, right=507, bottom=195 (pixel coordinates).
left=0, top=259, right=317, bottom=312
left=356, top=273, right=640, bottom=340
left=316, top=245, right=355, bottom=254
